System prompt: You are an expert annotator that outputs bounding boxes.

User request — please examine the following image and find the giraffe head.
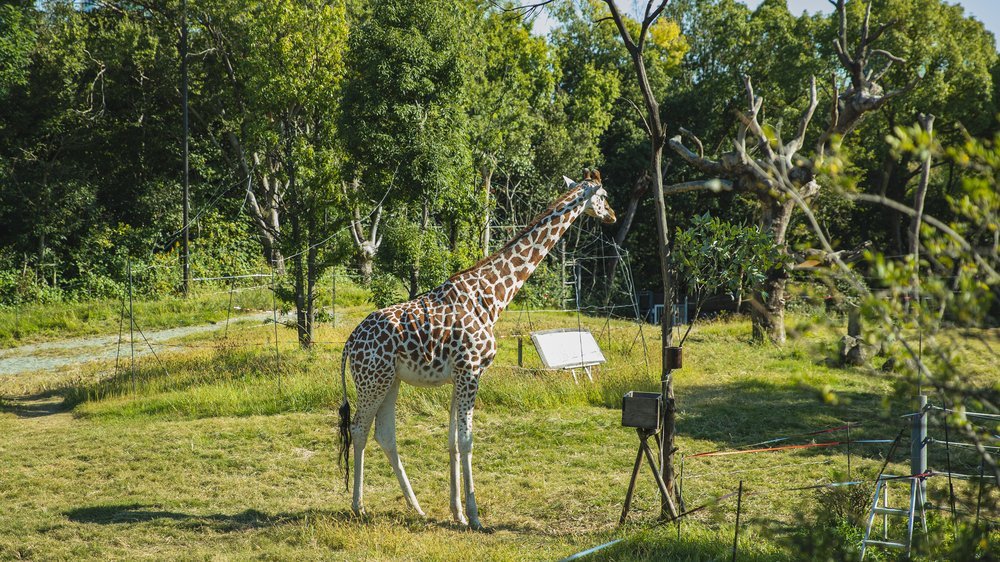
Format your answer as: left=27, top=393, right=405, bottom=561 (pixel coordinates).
left=564, top=168, right=617, bottom=225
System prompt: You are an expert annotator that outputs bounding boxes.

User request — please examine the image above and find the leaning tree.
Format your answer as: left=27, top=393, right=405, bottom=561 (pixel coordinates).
left=666, top=0, right=916, bottom=344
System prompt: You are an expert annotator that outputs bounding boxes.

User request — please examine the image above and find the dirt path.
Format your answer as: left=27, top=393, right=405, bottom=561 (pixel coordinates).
left=0, top=313, right=280, bottom=376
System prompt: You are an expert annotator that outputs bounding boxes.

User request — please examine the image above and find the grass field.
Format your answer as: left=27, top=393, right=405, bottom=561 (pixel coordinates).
left=0, top=288, right=274, bottom=349
left=0, top=302, right=996, bottom=560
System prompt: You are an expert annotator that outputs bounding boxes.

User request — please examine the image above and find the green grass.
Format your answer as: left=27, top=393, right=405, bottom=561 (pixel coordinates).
left=0, top=310, right=996, bottom=560
left=0, top=288, right=275, bottom=348
left=0, top=273, right=375, bottom=349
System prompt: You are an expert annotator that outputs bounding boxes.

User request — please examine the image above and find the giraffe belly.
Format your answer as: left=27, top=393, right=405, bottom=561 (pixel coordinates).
left=396, top=356, right=454, bottom=387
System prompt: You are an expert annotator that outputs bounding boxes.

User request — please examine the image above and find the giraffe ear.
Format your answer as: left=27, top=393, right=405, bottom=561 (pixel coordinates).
left=583, top=168, right=592, bottom=180
left=562, top=175, right=574, bottom=188
left=592, top=169, right=602, bottom=184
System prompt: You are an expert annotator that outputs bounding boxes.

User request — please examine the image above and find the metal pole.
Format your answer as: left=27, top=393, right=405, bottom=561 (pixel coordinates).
left=331, top=270, right=337, bottom=328
left=975, top=460, right=984, bottom=531
left=732, top=480, right=743, bottom=562
left=911, top=395, right=927, bottom=499
left=127, top=259, right=136, bottom=393
left=943, top=416, right=957, bottom=532
left=181, top=0, right=190, bottom=296
left=114, top=293, right=125, bottom=378
left=224, top=274, right=235, bottom=338
left=272, top=267, right=281, bottom=390
left=847, top=422, right=852, bottom=480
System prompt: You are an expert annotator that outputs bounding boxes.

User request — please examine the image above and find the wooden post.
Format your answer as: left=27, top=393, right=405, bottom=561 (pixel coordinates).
left=619, top=444, right=644, bottom=524
left=661, top=345, right=682, bottom=519
left=517, top=337, right=523, bottom=367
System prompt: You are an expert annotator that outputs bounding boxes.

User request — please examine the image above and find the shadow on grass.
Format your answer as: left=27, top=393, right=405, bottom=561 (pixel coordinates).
left=0, top=390, right=68, bottom=418
left=64, top=503, right=540, bottom=535
left=677, top=378, right=903, bottom=460
left=65, top=503, right=354, bottom=532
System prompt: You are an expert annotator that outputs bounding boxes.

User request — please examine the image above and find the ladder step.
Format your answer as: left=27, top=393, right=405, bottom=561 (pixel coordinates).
left=863, top=540, right=906, bottom=549
left=873, top=507, right=909, bottom=516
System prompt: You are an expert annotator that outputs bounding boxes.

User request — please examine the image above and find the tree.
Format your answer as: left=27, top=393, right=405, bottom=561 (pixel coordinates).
left=183, top=0, right=350, bottom=345
left=467, top=10, right=555, bottom=257
left=666, top=0, right=915, bottom=344
left=600, top=0, right=680, bottom=519
left=673, top=213, right=782, bottom=340
left=340, top=0, right=474, bottom=298
left=550, top=0, right=687, bottom=280
left=835, top=0, right=997, bottom=256
left=0, top=2, right=96, bottom=272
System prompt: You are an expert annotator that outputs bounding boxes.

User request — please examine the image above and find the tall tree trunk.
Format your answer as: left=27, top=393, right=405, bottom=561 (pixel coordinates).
left=908, top=115, right=934, bottom=257
left=408, top=199, right=430, bottom=299
left=480, top=165, right=493, bottom=258
left=650, top=144, right=679, bottom=517
left=285, top=128, right=309, bottom=349
left=305, top=228, right=317, bottom=349
left=604, top=0, right=680, bottom=520
left=356, top=251, right=374, bottom=286
left=604, top=170, right=649, bottom=286
left=751, top=196, right=794, bottom=345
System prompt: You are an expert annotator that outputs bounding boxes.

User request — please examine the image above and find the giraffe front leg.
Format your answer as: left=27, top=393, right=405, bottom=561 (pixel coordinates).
left=449, top=385, right=466, bottom=525
left=375, top=379, right=425, bottom=517
left=455, top=373, right=483, bottom=531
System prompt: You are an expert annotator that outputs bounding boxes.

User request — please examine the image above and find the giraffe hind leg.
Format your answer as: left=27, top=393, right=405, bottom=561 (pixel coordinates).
left=350, top=367, right=394, bottom=518
left=374, top=378, right=425, bottom=517
left=449, top=384, right=466, bottom=525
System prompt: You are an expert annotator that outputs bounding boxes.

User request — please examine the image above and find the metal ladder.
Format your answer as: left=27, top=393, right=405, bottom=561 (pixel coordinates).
left=860, top=475, right=928, bottom=559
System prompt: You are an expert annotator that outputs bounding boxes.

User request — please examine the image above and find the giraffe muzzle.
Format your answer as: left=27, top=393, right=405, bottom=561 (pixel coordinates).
left=602, top=209, right=617, bottom=224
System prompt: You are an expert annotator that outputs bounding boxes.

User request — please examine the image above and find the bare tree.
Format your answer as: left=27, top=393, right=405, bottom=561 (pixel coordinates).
left=666, top=0, right=914, bottom=344
left=345, top=180, right=383, bottom=286
left=601, top=0, right=680, bottom=519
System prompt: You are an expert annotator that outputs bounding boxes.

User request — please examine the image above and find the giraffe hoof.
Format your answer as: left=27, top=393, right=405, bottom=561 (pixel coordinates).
left=352, top=506, right=367, bottom=519
left=468, top=519, right=485, bottom=532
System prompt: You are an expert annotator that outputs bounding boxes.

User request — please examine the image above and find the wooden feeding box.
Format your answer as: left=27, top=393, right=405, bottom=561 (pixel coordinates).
left=622, top=391, right=661, bottom=431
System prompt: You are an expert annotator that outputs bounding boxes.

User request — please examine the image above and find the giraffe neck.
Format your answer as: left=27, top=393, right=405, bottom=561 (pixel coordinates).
left=452, top=185, right=590, bottom=322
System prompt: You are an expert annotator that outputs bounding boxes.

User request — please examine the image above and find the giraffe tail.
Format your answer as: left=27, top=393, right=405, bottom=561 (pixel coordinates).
left=337, top=348, right=352, bottom=492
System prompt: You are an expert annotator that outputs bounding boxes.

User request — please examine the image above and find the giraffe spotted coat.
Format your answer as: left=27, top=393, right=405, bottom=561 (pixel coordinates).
left=338, top=174, right=616, bottom=530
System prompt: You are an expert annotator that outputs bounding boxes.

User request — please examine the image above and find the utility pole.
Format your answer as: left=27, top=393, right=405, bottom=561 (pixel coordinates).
left=181, top=0, right=191, bottom=296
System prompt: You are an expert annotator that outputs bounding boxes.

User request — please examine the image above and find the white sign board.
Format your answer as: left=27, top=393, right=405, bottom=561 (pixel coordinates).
left=530, top=328, right=606, bottom=370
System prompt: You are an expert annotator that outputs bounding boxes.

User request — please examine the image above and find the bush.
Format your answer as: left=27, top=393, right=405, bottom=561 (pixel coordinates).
left=370, top=273, right=401, bottom=308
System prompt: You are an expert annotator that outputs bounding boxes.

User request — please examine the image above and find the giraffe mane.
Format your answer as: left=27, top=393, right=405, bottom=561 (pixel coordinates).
left=448, top=182, right=590, bottom=281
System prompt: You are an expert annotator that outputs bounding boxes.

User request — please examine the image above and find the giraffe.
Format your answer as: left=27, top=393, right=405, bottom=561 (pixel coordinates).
left=337, top=170, right=616, bottom=530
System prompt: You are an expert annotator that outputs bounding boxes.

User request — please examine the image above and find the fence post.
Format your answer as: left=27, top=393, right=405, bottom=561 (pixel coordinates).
left=911, top=395, right=928, bottom=499
left=732, top=480, right=743, bottom=562
left=127, top=258, right=136, bottom=393
left=271, top=267, right=281, bottom=390
left=224, top=275, right=236, bottom=338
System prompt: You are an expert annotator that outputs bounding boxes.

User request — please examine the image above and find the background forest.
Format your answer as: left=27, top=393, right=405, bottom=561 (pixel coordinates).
left=1, top=0, right=997, bottom=336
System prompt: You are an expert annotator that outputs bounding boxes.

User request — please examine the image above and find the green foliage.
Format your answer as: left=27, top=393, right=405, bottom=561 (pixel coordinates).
left=0, top=3, right=34, bottom=97
left=369, top=272, right=402, bottom=309
left=674, top=213, right=783, bottom=306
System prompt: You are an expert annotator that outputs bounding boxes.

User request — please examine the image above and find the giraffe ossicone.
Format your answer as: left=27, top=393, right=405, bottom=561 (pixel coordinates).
left=337, top=172, right=616, bottom=529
